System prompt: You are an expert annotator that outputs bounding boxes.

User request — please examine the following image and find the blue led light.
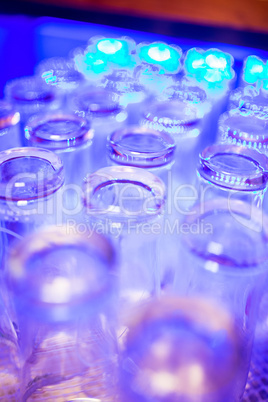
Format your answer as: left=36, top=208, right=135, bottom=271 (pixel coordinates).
left=97, top=39, right=123, bottom=55
left=184, top=48, right=234, bottom=84
left=243, top=56, right=268, bottom=85
left=74, top=36, right=137, bottom=79
left=138, top=42, right=182, bottom=74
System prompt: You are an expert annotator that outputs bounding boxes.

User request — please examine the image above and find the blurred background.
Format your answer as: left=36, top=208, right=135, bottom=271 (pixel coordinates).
left=3, top=0, right=268, bottom=34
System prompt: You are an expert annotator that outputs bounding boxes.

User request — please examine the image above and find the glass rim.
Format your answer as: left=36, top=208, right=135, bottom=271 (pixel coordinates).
left=142, top=100, right=202, bottom=137
left=108, top=125, right=176, bottom=168
left=71, top=87, right=123, bottom=116
left=25, top=112, right=94, bottom=150
left=219, top=109, right=268, bottom=144
left=35, top=57, right=85, bottom=85
left=0, top=147, right=64, bottom=202
left=7, top=225, right=116, bottom=311
left=82, top=165, right=166, bottom=222
left=4, top=75, right=58, bottom=103
left=162, top=80, right=208, bottom=103
left=229, top=86, right=268, bottom=113
left=198, top=143, right=268, bottom=192
left=0, top=100, right=20, bottom=131
left=182, top=198, right=268, bottom=273
left=125, top=296, right=236, bottom=344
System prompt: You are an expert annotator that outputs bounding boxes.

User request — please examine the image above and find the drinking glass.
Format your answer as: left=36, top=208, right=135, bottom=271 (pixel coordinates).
left=107, top=125, right=175, bottom=186
left=0, top=147, right=64, bottom=269
left=119, top=296, right=243, bottom=402
left=217, top=108, right=268, bottom=155
left=6, top=225, right=117, bottom=401
left=70, top=87, right=128, bottom=171
left=197, top=143, right=268, bottom=209
left=25, top=111, right=93, bottom=217
left=228, top=85, right=268, bottom=113
left=0, top=286, right=20, bottom=400
left=0, top=100, right=20, bottom=151
left=82, top=165, right=166, bottom=305
left=174, top=198, right=268, bottom=400
left=4, top=76, right=61, bottom=143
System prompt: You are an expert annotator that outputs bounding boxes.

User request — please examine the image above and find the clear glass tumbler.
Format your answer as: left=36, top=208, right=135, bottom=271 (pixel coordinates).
left=140, top=99, right=203, bottom=186
left=25, top=111, right=93, bottom=216
left=107, top=125, right=175, bottom=185
left=174, top=198, right=268, bottom=400
left=0, top=147, right=64, bottom=269
left=0, top=288, right=20, bottom=400
left=228, top=85, right=268, bottom=113
left=82, top=165, right=166, bottom=305
left=197, top=143, right=268, bottom=209
left=217, top=108, right=268, bottom=155
left=4, top=76, right=61, bottom=142
left=107, top=126, right=175, bottom=290
left=35, top=57, right=85, bottom=94
left=119, top=296, right=244, bottom=402
left=70, top=87, right=128, bottom=171
left=101, top=69, right=149, bottom=125
left=0, top=100, right=21, bottom=151
left=6, top=225, right=117, bottom=401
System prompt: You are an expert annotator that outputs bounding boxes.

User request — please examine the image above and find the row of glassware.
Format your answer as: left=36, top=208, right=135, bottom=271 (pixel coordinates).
left=0, top=35, right=267, bottom=401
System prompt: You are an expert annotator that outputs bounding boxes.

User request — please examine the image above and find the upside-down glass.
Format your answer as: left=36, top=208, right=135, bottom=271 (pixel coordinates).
left=228, top=85, right=268, bottom=113
left=197, top=143, right=268, bottom=209
left=217, top=108, right=268, bottom=154
left=0, top=147, right=64, bottom=269
left=107, top=125, right=175, bottom=185
left=160, top=79, right=214, bottom=146
left=136, top=42, right=182, bottom=98
left=0, top=100, right=21, bottom=151
left=141, top=99, right=203, bottom=181
left=35, top=57, right=85, bottom=94
left=25, top=111, right=93, bottom=216
left=174, top=199, right=268, bottom=400
left=101, top=69, right=149, bottom=125
left=6, top=225, right=117, bottom=401
left=107, top=126, right=175, bottom=290
left=82, top=166, right=165, bottom=305
left=140, top=98, right=204, bottom=222
left=119, top=296, right=243, bottom=402
left=4, top=76, right=61, bottom=143
left=0, top=287, right=20, bottom=400
left=70, top=87, right=128, bottom=171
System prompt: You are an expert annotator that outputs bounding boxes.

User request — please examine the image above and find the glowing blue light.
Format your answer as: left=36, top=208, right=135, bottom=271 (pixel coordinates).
left=74, top=36, right=137, bottom=79
left=244, top=56, right=267, bottom=85
left=97, top=39, right=123, bottom=55
left=148, top=46, right=171, bottom=62
left=205, top=54, right=227, bottom=69
left=138, top=42, right=181, bottom=74
left=184, top=48, right=234, bottom=85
